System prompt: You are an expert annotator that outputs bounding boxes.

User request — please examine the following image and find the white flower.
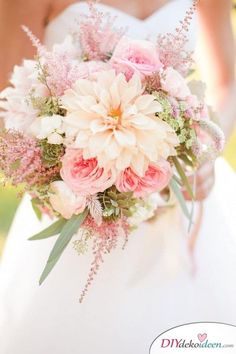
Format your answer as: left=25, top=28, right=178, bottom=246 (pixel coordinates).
left=62, top=70, right=178, bottom=176
left=0, top=60, right=47, bottom=133
left=30, top=115, right=64, bottom=144
left=49, top=181, right=87, bottom=219
left=129, top=192, right=166, bottom=226
left=160, top=67, right=191, bottom=100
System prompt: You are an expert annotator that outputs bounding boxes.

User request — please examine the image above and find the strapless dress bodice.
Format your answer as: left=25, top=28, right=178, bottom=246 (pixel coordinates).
left=44, top=0, right=197, bottom=50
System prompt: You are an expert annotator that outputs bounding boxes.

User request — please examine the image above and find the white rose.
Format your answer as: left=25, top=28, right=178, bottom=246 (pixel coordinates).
left=49, top=181, right=87, bottom=219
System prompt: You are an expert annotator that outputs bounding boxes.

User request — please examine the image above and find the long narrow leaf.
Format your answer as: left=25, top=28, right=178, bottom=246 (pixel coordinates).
left=29, top=218, right=67, bottom=240
left=39, top=210, right=88, bottom=285
left=172, top=157, right=195, bottom=200
left=172, top=174, right=182, bottom=186
left=170, top=178, right=192, bottom=221
left=188, top=174, right=197, bottom=232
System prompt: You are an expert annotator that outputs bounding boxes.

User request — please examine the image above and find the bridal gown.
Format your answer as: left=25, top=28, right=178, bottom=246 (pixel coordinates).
left=1, top=1, right=236, bottom=353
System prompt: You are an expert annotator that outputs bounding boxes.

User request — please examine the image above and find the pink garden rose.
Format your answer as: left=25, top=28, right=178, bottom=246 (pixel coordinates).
left=115, top=160, right=172, bottom=197
left=110, top=37, right=163, bottom=80
left=61, top=149, right=115, bottom=195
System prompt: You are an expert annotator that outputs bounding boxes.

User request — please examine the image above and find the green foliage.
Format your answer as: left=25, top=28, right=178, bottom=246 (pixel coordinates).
left=31, top=198, right=43, bottom=220
left=39, top=210, right=88, bottom=285
left=38, top=139, right=64, bottom=168
left=170, top=178, right=192, bottom=222
left=30, top=95, right=66, bottom=117
left=99, top=186, right=138, bottom=221
left=154, top=91, right=197, bottom=149
left=29, top=218, right=67, bottom=240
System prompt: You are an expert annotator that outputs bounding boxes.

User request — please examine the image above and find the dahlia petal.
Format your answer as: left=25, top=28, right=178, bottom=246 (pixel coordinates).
left=88, top=131, right=112, bottom=153
left=74, top=131, right=90, bottom=148
left=90, top=119, right=108, bottom=133
left=141, top=100, right=163, bottom=114
left=104, top=137, right=121, bottom=159
left=130, top=154, right=148, bottom=177
left=64, top=112, right=92, bottom=129
left=114, top=129, right=136, bottom=146
left=110, top=80, right=121, bottom=109
left=130, top=114, right=157, bottom=130
left=134, top=95, right=155, bottom=111
left=90, top=103, right=107, bottom=117
left=115, top=149, right=133, bottom=171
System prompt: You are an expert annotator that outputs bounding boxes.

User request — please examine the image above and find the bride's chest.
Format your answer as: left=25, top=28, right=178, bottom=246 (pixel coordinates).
left=44, top=0, right=196, bottom=49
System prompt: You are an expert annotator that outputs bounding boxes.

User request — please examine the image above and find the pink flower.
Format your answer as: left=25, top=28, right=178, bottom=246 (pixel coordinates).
left=160, top=67, right=190, bottom=100
left=61, top=149, right=115, bottom=195
left=110, top=37, right=163, bottom=80
left=116, top=160, right=172, bottom=197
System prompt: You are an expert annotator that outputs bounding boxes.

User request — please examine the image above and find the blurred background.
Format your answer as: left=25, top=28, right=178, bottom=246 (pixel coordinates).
left=0, top=1, right=235, bottom=255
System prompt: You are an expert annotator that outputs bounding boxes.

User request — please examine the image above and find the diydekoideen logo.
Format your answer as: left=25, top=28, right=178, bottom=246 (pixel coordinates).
left=150, top=322, right=236, bottom=353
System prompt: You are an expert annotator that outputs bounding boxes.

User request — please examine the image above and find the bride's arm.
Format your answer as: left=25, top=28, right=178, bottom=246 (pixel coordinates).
left=185, top=0, right=235, bottom=201
left=197, top=0, right=236, bottom=139
left=0, top=0, right=78, bottom=91
left=0, top=0, right=52, bottom=90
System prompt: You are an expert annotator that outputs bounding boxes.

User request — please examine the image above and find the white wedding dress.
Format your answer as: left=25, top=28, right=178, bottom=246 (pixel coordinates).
left=1, top=1, right=236, bottom=353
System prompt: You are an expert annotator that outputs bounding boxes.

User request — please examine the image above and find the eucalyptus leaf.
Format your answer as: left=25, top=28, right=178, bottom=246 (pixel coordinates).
left=29, top=218, right=66, bottom=240
left=188, top=174, right=197, bottom=232
left=172, top=157, right=195, bottom=199
left=31, top=199, right=43, bottom=221
left=172, top=174, right=182, bottom=186
left=39, top=210, right=88, bottom=285
left=170, top=178, right=192, bottom=221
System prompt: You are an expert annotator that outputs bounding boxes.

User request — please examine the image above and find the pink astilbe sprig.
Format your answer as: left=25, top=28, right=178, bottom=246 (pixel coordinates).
left=74, top=1, right=126, bottom=61
left=79, top=216, right=129, bottom=303
left=22, top=26, right=46, bottom=56
left=0, top=130, right=60, bottom=187
left=22, top=26, right=81, bottom=96
left=41, top=50, right=81, bottom=96
left=156, top=0, right=198, bottom=75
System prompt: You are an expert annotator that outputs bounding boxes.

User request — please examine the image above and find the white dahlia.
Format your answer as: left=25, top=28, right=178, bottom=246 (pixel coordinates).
left=61, top=70, right=178, bottom=176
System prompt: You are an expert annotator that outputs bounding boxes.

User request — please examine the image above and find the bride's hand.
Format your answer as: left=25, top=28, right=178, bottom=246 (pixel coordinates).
left=183, top=161, right=215, bottom=201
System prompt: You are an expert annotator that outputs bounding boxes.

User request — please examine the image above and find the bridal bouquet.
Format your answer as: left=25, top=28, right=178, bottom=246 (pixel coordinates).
left=0, top=2, right=224, bottom=301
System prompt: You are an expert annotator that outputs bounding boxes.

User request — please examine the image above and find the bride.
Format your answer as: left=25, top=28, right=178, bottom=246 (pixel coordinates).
left=0, top=0, right=236, bottom=353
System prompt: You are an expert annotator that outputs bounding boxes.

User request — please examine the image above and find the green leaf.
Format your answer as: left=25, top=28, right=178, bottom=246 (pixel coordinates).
left=187, top=174, right=197, bottom=232
left=39, top=210, right=88, bottom=285
left=107, top=191, right=117, bottom=200
left=172, top=174, right=182, bottom=186
left=29, top=218, right=67, bottom=240
left=172, top=157, right=195, bottom=199
left=170, top=178, right=192, bottom=221
left=31, top=198, right=42, bottom=221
